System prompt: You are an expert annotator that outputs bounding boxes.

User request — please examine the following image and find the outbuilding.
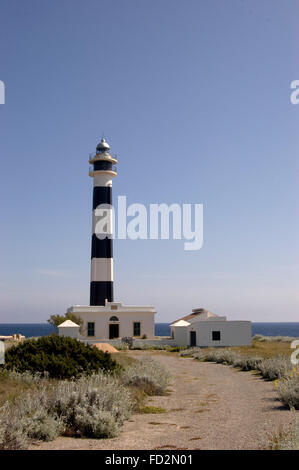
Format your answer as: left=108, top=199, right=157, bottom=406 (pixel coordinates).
left=58, top=319, right=80, bottom=339
left=171, top=308, right=251, bottom=347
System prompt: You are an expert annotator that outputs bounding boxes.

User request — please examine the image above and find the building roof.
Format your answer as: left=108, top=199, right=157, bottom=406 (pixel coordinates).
left=170, top=308, right=220, bottom=326
left=171, top=319, right=190, bottom=327
left=58, top=320, right=80, bottom=328
left=96, top=137, right=110, bottom=152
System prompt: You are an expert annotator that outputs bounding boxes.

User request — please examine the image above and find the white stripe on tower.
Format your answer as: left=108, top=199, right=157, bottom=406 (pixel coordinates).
left=89, top=138, right=117, bottom=306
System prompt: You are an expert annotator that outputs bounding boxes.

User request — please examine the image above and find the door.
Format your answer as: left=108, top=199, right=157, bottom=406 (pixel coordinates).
left=109, top=323, right=119, bottom=339
left=190, top=331, right=196, bottom=347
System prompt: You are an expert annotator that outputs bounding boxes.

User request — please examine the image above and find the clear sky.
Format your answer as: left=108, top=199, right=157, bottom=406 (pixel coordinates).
left=0, top=0, right=298, bottom=323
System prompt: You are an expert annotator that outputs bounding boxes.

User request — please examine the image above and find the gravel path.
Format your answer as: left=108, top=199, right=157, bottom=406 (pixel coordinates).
left=31, top=351, right=296, bottom=450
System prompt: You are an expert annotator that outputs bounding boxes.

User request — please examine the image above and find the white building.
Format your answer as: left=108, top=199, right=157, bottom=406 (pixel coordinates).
left=58, top=319, right=80, bottom=339
left=171, top=308, right=251, bottom=347
left=68, top=301, right=156, bottom=341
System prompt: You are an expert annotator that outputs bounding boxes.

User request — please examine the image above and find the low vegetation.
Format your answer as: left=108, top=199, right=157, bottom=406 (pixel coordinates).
left=121, top=357, right=170, bottom=395
left=0, top=372, right=131, bottom=449
left=0, top=352, right=170, bottom=450
left=0, top=370, right=40, bottom=408
left=277, top=374, right=299, bottom=410
left=139, top=405, right=167, bottom=414
left=262, top=416, right=299, bottom=450
left=4, top=336, right=118, bottom=379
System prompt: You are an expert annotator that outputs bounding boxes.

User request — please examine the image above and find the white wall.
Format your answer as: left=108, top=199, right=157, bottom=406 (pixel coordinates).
left=76, top=311, right=155, bottom=339
left=170, top=326, right=188, bottom=346
left=58, top=326, right=79, bottom=339
left=67, top=302, right=156, bottom=340
left=174, top=321, right=251, bottom=347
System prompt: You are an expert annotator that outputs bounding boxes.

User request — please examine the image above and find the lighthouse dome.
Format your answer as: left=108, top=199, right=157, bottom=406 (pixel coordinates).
left=96, top=138, right=110, bottom=153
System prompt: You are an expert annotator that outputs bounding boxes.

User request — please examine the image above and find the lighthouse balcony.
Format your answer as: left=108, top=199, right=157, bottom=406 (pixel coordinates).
left=89, top=152, right=118, bottom=165
left=89, top=165, right=117, bottom=177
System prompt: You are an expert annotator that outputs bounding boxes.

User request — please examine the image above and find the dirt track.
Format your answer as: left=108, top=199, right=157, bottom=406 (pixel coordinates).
left=31, top=350, right=296, bottom=450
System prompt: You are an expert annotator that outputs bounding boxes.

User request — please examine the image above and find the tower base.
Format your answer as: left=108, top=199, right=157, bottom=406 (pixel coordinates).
left=90, top=281, right=113, bottom=306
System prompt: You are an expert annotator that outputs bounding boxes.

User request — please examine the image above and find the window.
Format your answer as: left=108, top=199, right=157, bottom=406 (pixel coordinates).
left=111, top=305, right=118, bottom=310
left=87, top=322, right=95, bottom=337
left=133, top=322, right=141, bottom=337
left=109, top=316, right=119, bottom=322
left=212, top=331, right=221, bottom=341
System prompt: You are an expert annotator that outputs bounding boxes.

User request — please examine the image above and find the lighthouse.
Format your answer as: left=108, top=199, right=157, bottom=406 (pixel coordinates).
left=66, top=136, right=156, bottom=340
left=89, top=138, right=117, bottom=306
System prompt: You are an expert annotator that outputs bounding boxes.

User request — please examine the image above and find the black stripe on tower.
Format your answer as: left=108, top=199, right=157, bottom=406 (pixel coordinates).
left=93, top=186, right=112, bottom=210
left=90, top=281, right=113, bottom=306
left=91, top=234, right=113, bottom=258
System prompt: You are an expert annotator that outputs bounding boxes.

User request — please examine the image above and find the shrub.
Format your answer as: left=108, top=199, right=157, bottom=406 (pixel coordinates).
left=0, top=402, right=29, bottom=450
left=121, top=357, right=170, bottom=395
left=180, top=347, right=201, bottom=357
left=257, top=356, right=293, bottom=381
left=196, top=349, right=239, bottom=365
left=50, top=373, right=132, bottom=437
left=232, top=355, right=263, bottom=371
left=277, top=374, right=299, bottom=410
left=4, top=336, right=118, bottom=379
left=73, top=409, right=119, bottom=438
left=193, top=351, right=209, bottom=361
left=8, top=370, right=49, bottom=385
left=0, top=387, right=64, bottom=450
left=211, top=350, right=238, bottom=364
left=48, top=372, right=132, bottom=438
left=0, top=371, right=133, bottom=448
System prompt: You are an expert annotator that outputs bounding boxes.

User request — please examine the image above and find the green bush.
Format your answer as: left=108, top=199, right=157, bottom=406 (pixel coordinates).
left=4, top=336, right=118, bottom=379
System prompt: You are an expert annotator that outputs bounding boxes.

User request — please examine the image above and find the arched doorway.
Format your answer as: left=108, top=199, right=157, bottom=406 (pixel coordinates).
left=109, top=316, right=120, bottom=339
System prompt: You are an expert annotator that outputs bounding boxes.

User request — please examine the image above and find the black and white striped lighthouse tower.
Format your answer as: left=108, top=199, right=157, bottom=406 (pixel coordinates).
left=89, top=138, right=117, bottom=306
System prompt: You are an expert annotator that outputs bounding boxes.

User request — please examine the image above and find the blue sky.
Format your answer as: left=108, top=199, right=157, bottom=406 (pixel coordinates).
left=0, top=0, right=298, bottom=322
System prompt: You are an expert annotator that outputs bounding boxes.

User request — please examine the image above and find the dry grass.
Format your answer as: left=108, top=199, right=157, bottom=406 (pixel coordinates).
left=181, top=341, right=293, bottom=359
left=111, top=352, right=138, bottom=369
left=204, top=341, right=291, bottom=359
left=139, top=405, right=167, bottom=414
left=226, top=341, right=292, bottom=359
left=0, top=371, right=37, bottom=407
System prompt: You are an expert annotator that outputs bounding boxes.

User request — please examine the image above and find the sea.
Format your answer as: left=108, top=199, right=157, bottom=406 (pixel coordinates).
left=0, top=322, right=299, bottom=338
